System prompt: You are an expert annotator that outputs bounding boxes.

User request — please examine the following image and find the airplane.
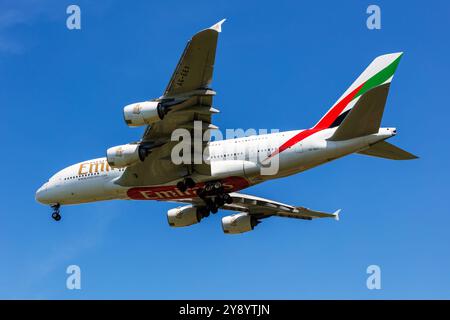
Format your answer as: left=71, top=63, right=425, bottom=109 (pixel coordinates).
left=35, top=20, right=417, bottom=234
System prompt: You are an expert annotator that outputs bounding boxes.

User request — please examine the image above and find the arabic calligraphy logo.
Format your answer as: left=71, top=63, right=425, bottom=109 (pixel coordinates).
left=133, top=104, right=142, bottom=114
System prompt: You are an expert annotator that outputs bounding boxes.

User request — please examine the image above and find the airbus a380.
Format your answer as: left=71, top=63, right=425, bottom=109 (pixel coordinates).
left=35, top=20, right=417, bottom=234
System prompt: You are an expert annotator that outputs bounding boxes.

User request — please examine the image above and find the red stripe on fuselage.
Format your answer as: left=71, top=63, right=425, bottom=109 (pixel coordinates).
left=270, top=128, right=319, bottom=158
left=268, top=82, right=365, bottom=159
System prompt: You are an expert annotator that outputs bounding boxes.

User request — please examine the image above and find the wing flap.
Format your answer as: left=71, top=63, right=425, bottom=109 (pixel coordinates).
left=227, top=193, right=340, bottom=221
left=173, top=192, right=340, bottom=221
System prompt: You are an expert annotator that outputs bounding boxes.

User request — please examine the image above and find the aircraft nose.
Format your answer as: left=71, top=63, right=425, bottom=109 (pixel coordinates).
left=35, top=182, right=50, bottom=204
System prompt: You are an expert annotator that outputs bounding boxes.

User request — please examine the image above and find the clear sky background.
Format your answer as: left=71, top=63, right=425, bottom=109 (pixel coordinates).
left=1, top=0, right=449, bottom=299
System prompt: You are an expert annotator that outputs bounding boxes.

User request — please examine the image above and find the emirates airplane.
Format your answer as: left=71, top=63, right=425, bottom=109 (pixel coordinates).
left=36, top=20, right=417, bottom=234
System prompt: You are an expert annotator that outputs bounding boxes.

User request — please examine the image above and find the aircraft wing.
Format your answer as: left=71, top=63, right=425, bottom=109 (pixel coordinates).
left=141, top=19, right=225, bottom=146
left=116, top=21, right=225, bottom=186
left=173, top=192, right=341, bottom=221
left=163, top=19, right=225, bottom=98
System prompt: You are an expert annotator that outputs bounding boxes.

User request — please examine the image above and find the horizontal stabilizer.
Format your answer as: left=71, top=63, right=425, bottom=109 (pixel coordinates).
left=358, top=141, right=418, bottom=160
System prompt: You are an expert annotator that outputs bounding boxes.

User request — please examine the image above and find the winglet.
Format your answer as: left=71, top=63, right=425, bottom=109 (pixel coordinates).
left=333, top=209, right=341, bottom=221
left=210, top=19, right=226, bottom=33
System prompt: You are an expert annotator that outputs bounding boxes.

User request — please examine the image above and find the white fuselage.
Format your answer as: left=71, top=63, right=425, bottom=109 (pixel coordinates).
left=35, top=127, right=396, bottom=205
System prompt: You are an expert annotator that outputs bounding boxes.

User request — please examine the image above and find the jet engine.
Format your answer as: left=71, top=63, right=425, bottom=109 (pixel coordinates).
left=123, top=101, right=165, bottom=127
left=106, top=143, right=146, bottom=168
left=221, top=212, right=260, bottom=234
left=167, top=205, right=209, bottom=227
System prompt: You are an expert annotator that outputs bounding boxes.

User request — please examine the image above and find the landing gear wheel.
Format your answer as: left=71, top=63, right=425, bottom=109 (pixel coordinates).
left=204, top=181, right=223, bottom=193
left=196, top=207, right=210, bottom=220
left=185, top=178, right=196, bottom=189
left=52, top=212, right=61, bottom=221
left=177, top=181, right=187, bottom=192
left=222, top=193, right=233, bottom=204
left=210, top=205, right=218, bottom=214
left=215, top=196, right=225, bottom=207
left=196, top=189, right=206, bottom=199
left=178, top=178, right=195, bottom=192
left=50, top=204, right=61, bottom=222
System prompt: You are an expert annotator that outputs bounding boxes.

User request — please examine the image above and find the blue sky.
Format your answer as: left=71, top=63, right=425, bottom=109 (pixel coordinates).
left=1, top=0, right=449, bottom=299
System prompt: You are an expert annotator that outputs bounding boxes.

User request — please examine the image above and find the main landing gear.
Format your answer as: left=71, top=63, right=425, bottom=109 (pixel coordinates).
left=196, top=181, right=233, bottom=215
left=51, top=203, right=61, bottom=221
left=176, top=178, right=234, bottom=215
left=176, top=177, right=196, bottom=192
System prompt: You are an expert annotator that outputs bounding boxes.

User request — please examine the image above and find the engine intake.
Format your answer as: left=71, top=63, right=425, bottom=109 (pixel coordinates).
left=221, top=212, right=260, bottom=234
left=123, top=101, right=164, bottom=127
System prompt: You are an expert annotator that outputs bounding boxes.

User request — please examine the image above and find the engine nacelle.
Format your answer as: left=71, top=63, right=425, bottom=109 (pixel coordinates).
left=106, top=144, right=144, bottom=168
left=167, top=205, right=202, bottom=228
left=123, top=101, right=164, bottom=127
left=221, top=212, right=260, bottom=234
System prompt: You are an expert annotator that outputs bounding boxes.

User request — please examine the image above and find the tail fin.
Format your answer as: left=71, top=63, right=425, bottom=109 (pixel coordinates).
left=313, top=53, right=403, bottom=138
left=358, top=141, right=418, bottom=160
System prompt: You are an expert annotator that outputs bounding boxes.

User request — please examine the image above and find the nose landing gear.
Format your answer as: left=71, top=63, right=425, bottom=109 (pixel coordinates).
left=51, top=204, right=61, bottom=221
